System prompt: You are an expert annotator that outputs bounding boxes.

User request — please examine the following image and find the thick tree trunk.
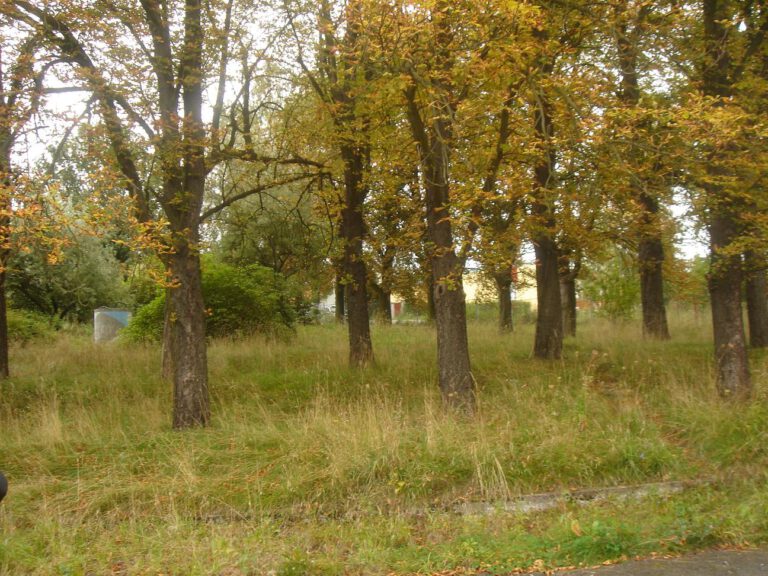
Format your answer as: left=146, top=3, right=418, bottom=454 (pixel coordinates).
left=638, top=195, right=670, bottom=340
left=403, top=10, right=474, bottom=412
left=531, top=83, right=562, bottom=360
left=745, top=251, right=768, bottom=348
left=533, top=235, right=563, bottom=358
left=614, top=1, right=670, bottom=340
left=702, top=0, right=751, bottom=399
left=559, top=276, right=576, bottom=338
left=334, top=274, right=345, bottom=323
left=709, top=214, right=751, bottom=399
left=428, top=178, right=474, bottom=410
left=376, top=287, right=392, bottom=324
left=340, top=145, right=374, bottom=367
left=166, top=249, right=210, bottom=428
left=494, top=271, right=513, bottom=332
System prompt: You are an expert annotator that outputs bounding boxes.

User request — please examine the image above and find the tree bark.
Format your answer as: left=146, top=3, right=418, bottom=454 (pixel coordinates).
left=745, top=251, right=768, bottom=348
left=559, top=275, right=576, bottom=338
left=533, top=235, right=563, bottom=359
left=406, top=72, right=474, bottom=411
left=709, top=213, right=751, bottom=399
left=614, top=1, right=670, bottom=340
left=638, top=194, right=670, bottom=340
left=494, top=271, right=513, bottom=332
left=340, top=145, right=374, bottom=367
left=531, top=78, right=562, bottom=360
left=166, top=248, right=210, bottom=428
left=334, top=273, right=345, bottom=323
left=702, top=0, right=751, bottom=399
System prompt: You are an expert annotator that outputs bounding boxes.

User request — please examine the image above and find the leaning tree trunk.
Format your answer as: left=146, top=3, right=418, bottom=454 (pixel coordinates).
left=745, top=250, right=768, bottom=349
left=165, top=247, right=210, bottom=428
left=494, top=271, right=513, bottom=333
left=340, top=145, right=374, bottom=368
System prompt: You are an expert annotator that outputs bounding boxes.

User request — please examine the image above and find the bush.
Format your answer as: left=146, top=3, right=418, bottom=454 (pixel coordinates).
left=8, top=309, right=56, bottom=345
left=122, top=261, right=295, bottom=342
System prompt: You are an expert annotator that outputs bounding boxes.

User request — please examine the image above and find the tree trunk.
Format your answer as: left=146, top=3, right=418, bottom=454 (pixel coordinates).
left=559, top=275, right=576, bottom=338
left=533, top=236, right=563, bottom=359
left=426, top=270, right=437, bottom=322
left=340, top=145, right=374, bottom=368
left=531, top=80, right=562, bottom=360
left=334, top=273, right=345, bottom=323
left=702, top=0, right=751, bottom=399
left=166, top=249, right=210, bottom=428
left=0, top=269, right=8, bottom=379
left=638, top=195, right=670, bottom=340
left=614, top=2, right=670, bottom=340
left=162, top=294, right=173, bottom=381
left=745, top=251, right=768, bottom=348
left=494, top=271, right=513, bottom=332
left=377, top=287, right=392, bottom=324
left=709, top=213, right=751, bottom=399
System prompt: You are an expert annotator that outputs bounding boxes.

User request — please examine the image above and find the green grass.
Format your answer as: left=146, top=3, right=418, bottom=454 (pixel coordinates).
left=1, top=314, right=767, bottom=574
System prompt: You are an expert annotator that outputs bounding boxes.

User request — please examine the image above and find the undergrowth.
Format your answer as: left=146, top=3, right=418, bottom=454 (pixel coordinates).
left=0, top=314, right=766, bottom=575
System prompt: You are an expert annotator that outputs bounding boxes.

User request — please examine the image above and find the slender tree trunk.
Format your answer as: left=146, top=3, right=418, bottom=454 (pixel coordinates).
left=166, top=248, right=210, bottom=428
left=334, top=273, right=345, bottom=323
left=702, top=0, right=751, bottom=399
left=559, top=275, right=576, bottom=338
left=340, top=145, right=374, bottom=367
left=745, top=251, right=768, bottom=348
left=494, top=271, right=513, bottom=332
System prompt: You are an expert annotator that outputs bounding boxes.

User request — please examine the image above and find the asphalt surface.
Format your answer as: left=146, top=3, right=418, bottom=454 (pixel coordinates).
left=529, top=549, right=768, bottom=575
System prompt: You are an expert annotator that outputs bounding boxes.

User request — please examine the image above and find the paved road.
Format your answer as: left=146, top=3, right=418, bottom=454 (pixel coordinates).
left=528, top=549, right=768, bottom=575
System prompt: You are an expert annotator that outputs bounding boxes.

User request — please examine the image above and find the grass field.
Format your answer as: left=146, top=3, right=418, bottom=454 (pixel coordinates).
left=1, top=314, right=767, bottom=575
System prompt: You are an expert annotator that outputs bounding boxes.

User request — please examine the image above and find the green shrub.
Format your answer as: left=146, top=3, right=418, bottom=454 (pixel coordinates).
left=7, top=309, right=56, bottom=345
left=122, top=261, right=295, bottom=342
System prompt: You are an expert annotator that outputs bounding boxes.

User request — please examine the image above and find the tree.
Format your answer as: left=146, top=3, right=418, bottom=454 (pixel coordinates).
left=696, top=0, right=764, bottom=398
left=611, top=0, right=671, bottom=340
left=0, top=23, right=47, bottom=377
left=284, top=0, right=375, bottom=366
left=10, top=0, right=319, bottom=427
